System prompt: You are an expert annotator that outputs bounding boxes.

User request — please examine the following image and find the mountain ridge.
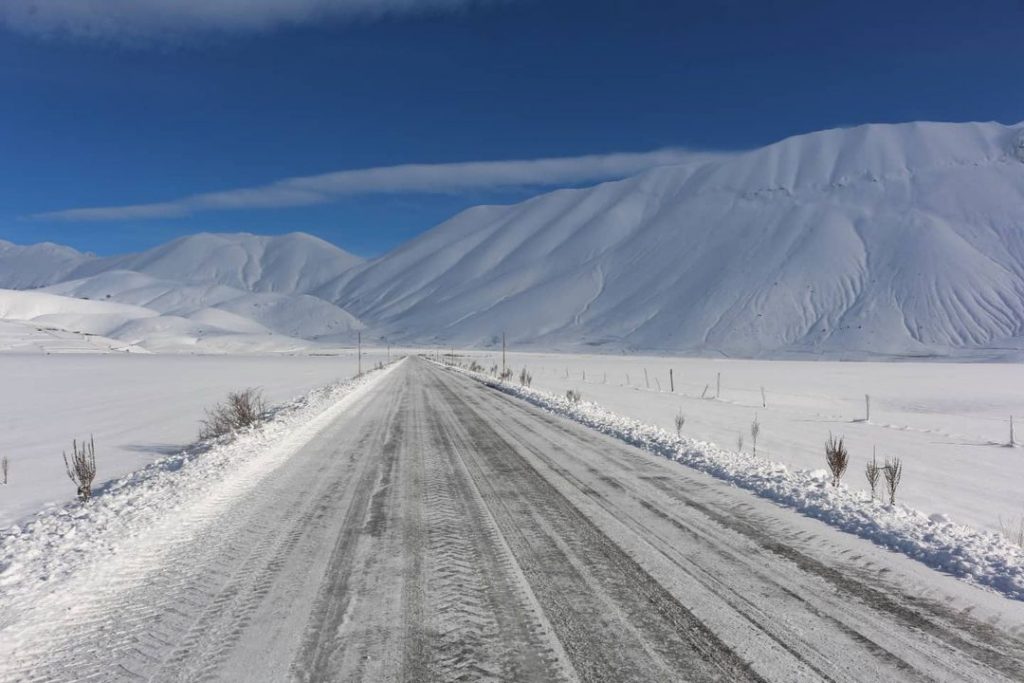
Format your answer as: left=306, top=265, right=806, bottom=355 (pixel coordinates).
left=5, top=120, right=1024, bottom=357
left=327, top=120, right=1024, bottom=357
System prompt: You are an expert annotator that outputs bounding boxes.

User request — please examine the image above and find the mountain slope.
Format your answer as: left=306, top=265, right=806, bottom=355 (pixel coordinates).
left=72, top=232, right=363, bottom=295
left=0, top=287, right=321, bottom=354
left=0, top=233, right=366, bottom=352
left=44, top=270, right=364, bottom=341
left=0, top=241, right=97, bottom=290
left=327, top=121, right=1024, bottom=357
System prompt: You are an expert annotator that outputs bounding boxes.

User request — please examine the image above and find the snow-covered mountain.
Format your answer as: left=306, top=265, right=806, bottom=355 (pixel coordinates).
left=0, top=233, right=365, bottom=353
left=5, top=121, right=1024, bottom=357
left=0, top=286, right=325, bottom=354
left=327, top=121, right=1024, bottom=358
left=43, top=270, right=364, bottom=341
left=0, top=240, right=96, bottom=290
left=73, top=232, right=363, bottom=295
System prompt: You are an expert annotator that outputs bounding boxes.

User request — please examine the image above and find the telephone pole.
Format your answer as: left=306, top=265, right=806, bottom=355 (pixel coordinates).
left=502, top=332, right=506, bottom=377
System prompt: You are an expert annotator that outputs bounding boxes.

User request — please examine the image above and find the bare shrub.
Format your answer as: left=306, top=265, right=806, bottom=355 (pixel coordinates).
left=519, top=368, right=533, bottom=387
left=469, top=360, right=484, bottom=373
left=865, top=453, right=881, bottom=501
left=825, top=433, right=849, bottom=487
left=499, top=367, right=514, bottom=382
left=565, top=389, right=582, bottom=404
left=1, top=456, right=7, bottom=484
left=737, top=433, right=744, bottom=452
left=750, top=414, right=761, bottom=456
left=999, top=515, right=1024, bottom=548
left=200, top=388, right=267, bottom=441
left=63, top=437, right=97, bottom=501
left=883, top=457, right=903, bottom=505
left=674, top=411, right=686, bottom=436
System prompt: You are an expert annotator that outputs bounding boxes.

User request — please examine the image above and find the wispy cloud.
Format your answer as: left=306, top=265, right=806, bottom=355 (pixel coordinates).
left=1, top=0, right=498, bottom=42
left=32, top=149, right=722, bottom=222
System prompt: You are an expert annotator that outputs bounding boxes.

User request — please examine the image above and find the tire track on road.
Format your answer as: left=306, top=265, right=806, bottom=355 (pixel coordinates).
left=426, top=369, right=761, bottom=682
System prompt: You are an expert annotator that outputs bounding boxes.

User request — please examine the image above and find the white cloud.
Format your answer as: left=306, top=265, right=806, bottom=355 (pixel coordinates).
left=32, top=149, right=723, bottom=222
left=1, top=0, right=494, bottom=41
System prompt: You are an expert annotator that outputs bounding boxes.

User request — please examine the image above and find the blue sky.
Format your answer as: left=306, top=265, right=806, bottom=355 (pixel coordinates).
left=2, top=0, right=1023, bottom=257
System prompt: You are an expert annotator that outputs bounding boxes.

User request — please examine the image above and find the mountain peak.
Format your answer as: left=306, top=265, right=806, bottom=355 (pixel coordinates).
left=70, top=231, right=363, bottom=295
left=331, top=120, right=1024, bottom=358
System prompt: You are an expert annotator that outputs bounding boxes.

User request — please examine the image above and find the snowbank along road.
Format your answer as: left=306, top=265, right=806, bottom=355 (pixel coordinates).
left=3, top=357, right=1024, bottom=682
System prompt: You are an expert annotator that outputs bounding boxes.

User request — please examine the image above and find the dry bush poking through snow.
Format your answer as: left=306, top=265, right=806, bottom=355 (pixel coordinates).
left=750, top=414, right=761, bottom=456
left=674, top=411, right=686, bottom=436
left=999, top=515, right=1024, bottom=548
left=865, top=455, right=881, bottom=501
left=199, top=388, right=267, bottom=441
left=825, top=433, right=849, bottom=487
left=519, top=368, right=532, bottom=387
left=565, top=389, right=582, bottom=404
left=1, top=455, right=7, bottom=485
left=883, top=457, right=903, bottom=505
left=63, top=437, right=97, bottom=501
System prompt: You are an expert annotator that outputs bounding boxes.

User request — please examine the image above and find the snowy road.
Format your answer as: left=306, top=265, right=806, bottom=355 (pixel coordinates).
left=3, top=357, right=1024, bottom=681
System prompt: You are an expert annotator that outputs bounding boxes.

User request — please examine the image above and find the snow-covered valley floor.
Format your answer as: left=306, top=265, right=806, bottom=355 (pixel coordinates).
left=0, top=350, right=393, bottom=526
left=456, top=351, right=1024, bottom=539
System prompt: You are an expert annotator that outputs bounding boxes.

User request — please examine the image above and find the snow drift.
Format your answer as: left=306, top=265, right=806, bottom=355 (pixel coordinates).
left=448, top=361, right=1024, bottom=601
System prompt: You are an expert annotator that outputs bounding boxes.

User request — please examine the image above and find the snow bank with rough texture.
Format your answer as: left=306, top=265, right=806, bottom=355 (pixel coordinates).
left=466, top=351, right=1024, bottom=536
left=449, top=363, right=1024, bottom=600
left=0, top=362, right=396, bottom=609
left=0, top=352, right=392, bottom=525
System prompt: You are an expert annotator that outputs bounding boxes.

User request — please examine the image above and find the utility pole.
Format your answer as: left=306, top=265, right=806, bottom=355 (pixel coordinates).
left=357, top=331, right=362, bottom=376
left=502, top=332, right=506, bottom=377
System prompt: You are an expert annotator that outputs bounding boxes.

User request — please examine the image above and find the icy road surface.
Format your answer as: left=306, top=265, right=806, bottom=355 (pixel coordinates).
left=3, top=357, right=1024, bottom=682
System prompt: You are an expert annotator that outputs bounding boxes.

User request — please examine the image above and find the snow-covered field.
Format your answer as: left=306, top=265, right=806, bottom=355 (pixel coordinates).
left=457, top=351, right=1024, bottom=539
left=444, top=356, right=1024, bottom=600
left=0, top=351, right=394, bottom=526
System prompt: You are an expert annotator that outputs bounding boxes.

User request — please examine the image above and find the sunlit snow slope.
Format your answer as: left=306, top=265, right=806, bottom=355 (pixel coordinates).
left=328, top=121, right=1024, bottom=357
left=5, top=122, right=1024, bottom=356
left=71, top=232, right=363, bottom=295
left=0, top=233, right=365, bottom=353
